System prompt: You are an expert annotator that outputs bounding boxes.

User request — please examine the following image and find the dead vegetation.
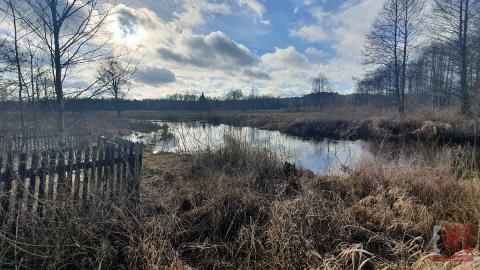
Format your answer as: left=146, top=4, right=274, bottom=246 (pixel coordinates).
left=2, top=137, right=480, bottom=269
left=136, top=138, right=480, bottom=269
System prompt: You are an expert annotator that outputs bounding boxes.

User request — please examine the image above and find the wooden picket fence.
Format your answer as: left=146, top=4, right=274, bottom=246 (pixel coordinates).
left=0, top=128, right=93, bottom=153
left=0, top=137, right=144, bottom=226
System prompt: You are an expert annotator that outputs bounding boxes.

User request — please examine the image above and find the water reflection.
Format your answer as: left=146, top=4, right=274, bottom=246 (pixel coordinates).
left=126, top=121, right=372, bottom=175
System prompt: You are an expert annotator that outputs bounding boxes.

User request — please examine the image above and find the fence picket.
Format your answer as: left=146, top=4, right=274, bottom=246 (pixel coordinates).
left=82, top=147, right=91, bottom=205
left=15, top=153, right=28, bottom=218
left=97, top=142, right=105, bottom=199
left=0, top=135, right=142, bottom=222
left=37, top=152, right=47, bottom=217
left=46, top=150, right=57, bottom=212
left=90, top=146, right=97, bottom=202
left=27, top=151, right=39, bottom=213
left=67, top=149, right=74, bottom=198
left=108, top=144, right=115, bottom=197
left=0, top=129, right=93, bottom=154
left=73, top=149, right=82, bottom=202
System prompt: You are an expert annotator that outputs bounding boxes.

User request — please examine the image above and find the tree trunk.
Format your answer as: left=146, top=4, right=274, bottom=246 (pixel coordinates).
left=460, top=0, right=470, bottom=115
left=51, top=0, right=66, bottom=147
left=394, top=0, right=402, bottom=114
left=10, top=3, right=25, bottom=133
left=400, top=0, right=408, bottom=114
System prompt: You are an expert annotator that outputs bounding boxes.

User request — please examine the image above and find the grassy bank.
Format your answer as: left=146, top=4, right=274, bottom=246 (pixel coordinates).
left=130, top=107, right=478, bottom=143
left=137, top=139, right=480, bottom=269
left=5, top=137, right=477, bottom=268
left=2, top=107, right=479, bottom=143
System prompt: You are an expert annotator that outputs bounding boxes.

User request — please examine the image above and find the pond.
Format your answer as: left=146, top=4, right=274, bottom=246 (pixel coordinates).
left=126, top=121, right=375, bottom=175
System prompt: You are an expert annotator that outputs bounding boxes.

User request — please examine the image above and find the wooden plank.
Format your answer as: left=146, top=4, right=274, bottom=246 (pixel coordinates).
left=134, top=143, right=143, bottom=201
left=121, top=142, right=128, bottom=195
left=89, top=146, right=97, bottom=201
left=27, top=151, right=39, bottom=213
left=97, top=142, right=105, bottom=198
left=127, top=142, right=135, bottom=196
left=57, top=151, right=66, bottom=202
left=107, top=143, right=114, bottom=196
left=82, top=147, right=91, bottom=205
left=37, top=151, right=47, bottom=217
left=46, top=150, right=57, bottom=207
left=15, top=152, right=28, bottom=217
left=113, top=143, right=119, bottom=196
left=115, top=141, right=122, bottom=194
left=73, top=149, right=82, bottom=202
left=67, top=149, right=74, bottom=198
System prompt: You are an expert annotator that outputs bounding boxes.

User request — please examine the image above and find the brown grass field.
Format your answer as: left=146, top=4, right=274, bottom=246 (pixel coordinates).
left=1, top=107, right=480, bottom=269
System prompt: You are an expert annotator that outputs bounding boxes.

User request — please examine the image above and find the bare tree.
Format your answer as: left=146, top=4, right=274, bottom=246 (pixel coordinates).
left=399, top=0, right=425, bottom=112
left=97, top=56, right=136, bottom=117
left=0, top=37, right=17, bottom=101
left=19, top=0, right=113, bottom=144
left=311, top=73, right=331, bottom=93
left=0, top=0, right=28, bottom=131
left=432, top=0, right=479, bottom=114
left=225, top=89, right=244, bottom=101
left=364, top=0, right=403, bottom=113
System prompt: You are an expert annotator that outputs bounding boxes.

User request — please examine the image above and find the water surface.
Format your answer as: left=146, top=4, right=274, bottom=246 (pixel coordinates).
left=127, top=121, right=373, bottom=175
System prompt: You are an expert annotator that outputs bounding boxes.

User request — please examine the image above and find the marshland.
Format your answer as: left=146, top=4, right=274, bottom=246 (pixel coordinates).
left=1, top=0, right=480, bottom=269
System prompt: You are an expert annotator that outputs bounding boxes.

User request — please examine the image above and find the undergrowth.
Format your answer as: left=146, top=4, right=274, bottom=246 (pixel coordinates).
left=2, top=138, right=479, bottom=269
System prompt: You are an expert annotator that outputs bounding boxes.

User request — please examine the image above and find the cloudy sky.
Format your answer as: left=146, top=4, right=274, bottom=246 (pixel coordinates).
left=109, top=0, right=385, bottom=98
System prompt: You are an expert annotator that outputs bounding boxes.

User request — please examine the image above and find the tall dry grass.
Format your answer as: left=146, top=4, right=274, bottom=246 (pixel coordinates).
left=2, top=138, right=480, bottom=269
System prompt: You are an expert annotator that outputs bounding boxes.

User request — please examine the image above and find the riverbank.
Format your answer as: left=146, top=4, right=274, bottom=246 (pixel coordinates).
left=125, top=107, right=478, bottom=144
left=2, top=111, right=479, bottom=268
left=2, top=107, right=478, bottom=144
left=10, top=139, right=472, bottom=268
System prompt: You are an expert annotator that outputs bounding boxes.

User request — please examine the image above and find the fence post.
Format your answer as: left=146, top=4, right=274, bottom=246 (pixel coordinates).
left=1, top=152, right=14, bottom=224
left=114, top=143, right=120, bottom=197
left=27, top=151, right=39, bottom=213
left=121, top=142, right=128, bottom=195
left=90, top=146, right=97, bottom=203
left=14, top=152, right=28, bottom=220
left=109, top=142, right=115, bottom=196
left=82, top=147, right=91, bottom=206
left=97, top=140, right=105, bottom=199
left=66, top=149, right=74, bottom=198
left=135, top=143, right=143, bottom=202
left=73, top=149, right=82, bottom=202
left=46, top=150, right=57, bottom=214
left=37, top=151, right=48, bottom=217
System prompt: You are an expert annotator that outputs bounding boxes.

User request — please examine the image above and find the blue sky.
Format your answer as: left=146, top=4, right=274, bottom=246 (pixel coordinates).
left=112, top=0, right=385, bottom=98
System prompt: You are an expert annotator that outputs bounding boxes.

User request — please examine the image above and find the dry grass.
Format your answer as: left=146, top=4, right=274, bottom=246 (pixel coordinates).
left=2, top=136, right=480, bottom=269
left=136, top=139, right=480, bottom=269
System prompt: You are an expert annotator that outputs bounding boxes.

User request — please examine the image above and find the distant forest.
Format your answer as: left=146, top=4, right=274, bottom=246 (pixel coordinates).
left=0, top=91, right=398, bottom=113
left=0, top=92, right=362, bottom=112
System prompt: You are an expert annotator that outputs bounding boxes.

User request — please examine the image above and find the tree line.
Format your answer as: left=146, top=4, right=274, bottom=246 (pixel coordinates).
left=358, top=0, right=480, bottom=115
left=0, top=0, right=136, bottom=143
left=0, top=92, right=344, bottom=113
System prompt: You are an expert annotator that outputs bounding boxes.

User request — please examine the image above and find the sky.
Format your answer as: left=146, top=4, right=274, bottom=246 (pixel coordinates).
left=84, top=0, right=386, bottom=98
left=110, top=0, right=383, bottom=98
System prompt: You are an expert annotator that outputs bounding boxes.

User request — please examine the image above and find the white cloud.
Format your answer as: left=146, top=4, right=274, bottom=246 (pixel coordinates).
left=285, top=0, right=384, bottom=92
left=261, top=46, right=309, bottom=69
left=236, top=0, right=265, bottom=17
left=304, top=47, right=324, bottom=63
left=290, top=25, right=328, bottom=43
left=136, top=67, right=176, bottom=86
left=236, top=0, right=270, bottom=24
left=157, top=31, right=258, bottom=70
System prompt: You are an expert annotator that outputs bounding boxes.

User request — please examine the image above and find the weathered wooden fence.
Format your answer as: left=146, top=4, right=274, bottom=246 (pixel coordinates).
left=0, top=137, right=143, bottom=225
left=0, top=128, right=93, bottom=153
